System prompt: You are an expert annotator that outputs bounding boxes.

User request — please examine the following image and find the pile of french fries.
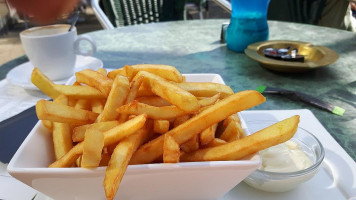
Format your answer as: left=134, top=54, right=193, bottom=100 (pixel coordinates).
left=32, top=64, right=299, bottom=200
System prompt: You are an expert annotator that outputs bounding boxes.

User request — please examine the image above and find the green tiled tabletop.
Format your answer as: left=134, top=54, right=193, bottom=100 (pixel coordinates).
left=1, top=20, right=355, bottom=161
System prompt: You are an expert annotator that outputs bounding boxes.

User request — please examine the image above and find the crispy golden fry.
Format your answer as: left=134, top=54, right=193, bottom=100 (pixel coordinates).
left=104, top=127, right=149, bottom=200
left=74, top=99, right=91, bottom=110
left=73, top=81, right=81, bottom=86
left=117, top=101, right=188, bottom=120
left=220, top=115, right=244, bottom=140
left=99, top=153, right=111, bottom=166
left=136, top=87, right=155, bottom=97
left=163, top=134, right=180, bottom=163
left=200, top=123, right=218, bottom=146
left=125, top=64, right=183, bottom=82
left=180, top=134, right=199, bottom=153
left=49, top=114, right=147, bottom=168
left=91, top=99, right=105, bottom=114
left=76, top=156, right=82, bottom=167
left=203, top=138, right=227, bottom=148
left=36, top=100, right=98, bottom=125
left=53, top=85, right=106, bottom=99
left=42, top=120, right=53, bottom=131
left=135, top=71, right=199, bottom=112
left=135, top=96, right=171, bottom=107
left=198, top=93, right=220, bottom=107
left=72, top=121, right=120, bottom=142
left=81, top=128, right=104, bottom=168
left=173, top=115, right=190, bottom=128
left=153, top=120, right=170, bottom=134
left=68, top=98, right=77, bottom=107
left=130, top=90, right=265, bottom=164
left=117, top=75, right=144, bottom=123
left=31, top=68, right=60, bottom=99
left=75, top=69, right=113, bottom=97
left=172, top=82, right=234, bottom=98
left=52, top=95, right=73, bottom=160
left=118, top=95, right=220, bottom=120
left=53, top=122, right=73, bottom=160
left=107, top=67, right=127, bottom=79
left=219, top=119, right=239, bottom=142
left=96, top=75, right=130, bottom=122
left=97, top=68, right=107, bottom=76
left=181, top=115, right=300, bottom=162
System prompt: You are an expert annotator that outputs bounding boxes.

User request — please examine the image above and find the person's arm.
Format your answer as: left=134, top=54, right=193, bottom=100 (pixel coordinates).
left=6, top=0, right=80, bottom=24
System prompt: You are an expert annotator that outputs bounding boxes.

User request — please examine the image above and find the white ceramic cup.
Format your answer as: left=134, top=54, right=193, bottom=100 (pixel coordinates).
left=20, top=24, right=97, bottom=80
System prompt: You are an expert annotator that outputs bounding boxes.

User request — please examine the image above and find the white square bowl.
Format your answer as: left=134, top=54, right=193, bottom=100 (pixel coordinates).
left=8, top=74, right=261, bottom=200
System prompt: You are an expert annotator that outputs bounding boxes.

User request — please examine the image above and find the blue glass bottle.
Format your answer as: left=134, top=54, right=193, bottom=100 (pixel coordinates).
left=226, top=0, right=270, bottom=52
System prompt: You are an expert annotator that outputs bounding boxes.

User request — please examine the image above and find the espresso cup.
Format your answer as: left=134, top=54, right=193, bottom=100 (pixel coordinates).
left=20, top=24, right=97, bottom=80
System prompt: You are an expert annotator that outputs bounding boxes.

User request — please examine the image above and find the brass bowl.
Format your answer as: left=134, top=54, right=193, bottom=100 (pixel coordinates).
left=244, top=40, right=339, bottom=72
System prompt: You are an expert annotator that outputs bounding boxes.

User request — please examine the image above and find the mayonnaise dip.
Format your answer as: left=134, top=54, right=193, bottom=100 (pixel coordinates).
left=259, top=140, right=313, bottom=173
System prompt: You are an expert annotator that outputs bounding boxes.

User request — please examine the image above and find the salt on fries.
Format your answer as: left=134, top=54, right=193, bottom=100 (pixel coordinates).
left=32, top=64, right=300, bottom=200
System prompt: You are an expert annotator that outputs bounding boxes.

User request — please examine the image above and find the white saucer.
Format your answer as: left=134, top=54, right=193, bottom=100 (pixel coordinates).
left=6, top=55, right=103, bottom=90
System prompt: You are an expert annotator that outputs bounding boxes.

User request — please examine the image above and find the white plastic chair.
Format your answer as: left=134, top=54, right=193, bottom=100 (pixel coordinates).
left=91, top=0, right=114, bottom=29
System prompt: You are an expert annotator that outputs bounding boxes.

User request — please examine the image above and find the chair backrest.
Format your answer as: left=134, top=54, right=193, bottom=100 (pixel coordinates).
left=92, top=0, right=185, bottom=29
left=268, top=0, right=326, bottom=25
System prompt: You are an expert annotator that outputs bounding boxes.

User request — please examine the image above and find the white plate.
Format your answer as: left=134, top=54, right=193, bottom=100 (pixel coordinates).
left=221, top=109, right=356, bottom=200
left=6, top=55, right=103, bottom=90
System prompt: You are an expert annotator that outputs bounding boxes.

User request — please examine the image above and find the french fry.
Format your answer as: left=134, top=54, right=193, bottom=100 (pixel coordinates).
left=136, top=96, right=171, bottom=107
left=97, top=68, right=107, bottom=76
left=136, top=84, right=155, bottom=97
left=42, top=120, right=53, bottom=131
left=36, top=100, right=99, bottom=125
left=117, top=101, right=188, bottom=120
left=75, top=69, right=113, bottom=97
left=76, top=156, right=82, bottom=167
left=104, top=126, right=149, bottom=200
left=172, top=82, right=234, bottom=98
left=135, top=71, right=199, bottom=112
left=72, top=121, right=120, bottom=142
left=163, top=134, right=180, bottom=163
left=125, top=64, right=183, bottom=82
left=53, top=85, right=106, bottom=99
left=117, top=75, right=144, bottom=123
left=219, top=119, right=239, bottom=142
left=180, top=134, right=199, bottom=153
left=52, top=122, right=73, bottom=160
left=96, top=75, right=130, bottom=122
left=173, top=115, right=190, bottom=128
left=203, top=138, right=227, bottom=148
left=130, top=90, right=265, bottom=164
left=200, top=123, right=218, bottom=146
left=107, top=67, right=127, bottom=79
left=153, top=120, right=170, bottom=134
left=220, top=115, right=244, bottom=140
left=81, top=128, right=104, bottom=168
left=181, top=115, right=300, bottom=162
left=198, top=93, right=220, bottom=107
left=118, top=95, right=220, bottom=120
left=49, top=114, right=147, bottom=168
left=91, top=99, right=105, bottom=114
left=99, top=153, right=111, bottom=166
left=31, top=67, right=60, bottom=99
left=74, top=99, right=91, bottom=110
left=52, top=95, right=73, bottom=160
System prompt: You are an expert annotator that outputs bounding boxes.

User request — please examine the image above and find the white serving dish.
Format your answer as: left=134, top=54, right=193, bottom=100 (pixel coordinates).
left=7, top=74, right=261, bottom=200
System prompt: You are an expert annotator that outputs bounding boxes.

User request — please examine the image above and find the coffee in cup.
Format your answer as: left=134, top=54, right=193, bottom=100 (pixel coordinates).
left=20, top=24, right=97, bottom=80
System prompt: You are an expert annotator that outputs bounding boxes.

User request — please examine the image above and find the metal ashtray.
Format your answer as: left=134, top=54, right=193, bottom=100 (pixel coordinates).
left=244, top=40, right=339, bottom=72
